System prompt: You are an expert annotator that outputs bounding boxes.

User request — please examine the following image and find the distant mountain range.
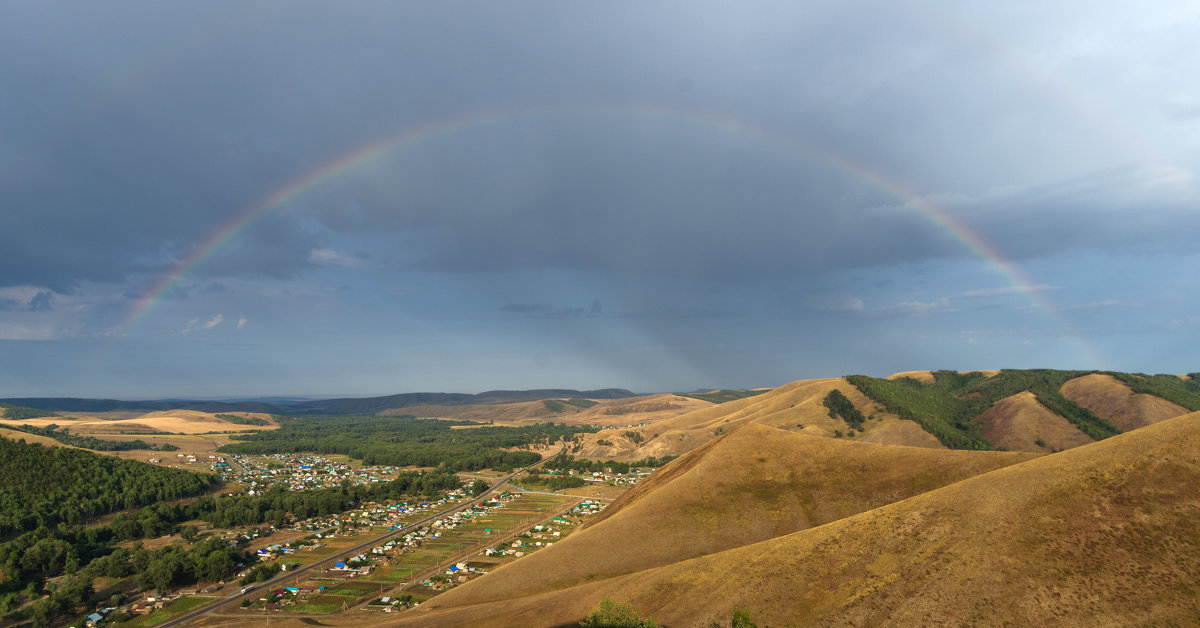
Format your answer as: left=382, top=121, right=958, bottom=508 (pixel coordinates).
left=0, top=388, right=639, bottom=415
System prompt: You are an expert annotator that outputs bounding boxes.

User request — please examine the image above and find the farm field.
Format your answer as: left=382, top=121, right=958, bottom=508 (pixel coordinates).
left=236, top=490, right=583, bottom=617
left=114, top=596, right=219, bottom=627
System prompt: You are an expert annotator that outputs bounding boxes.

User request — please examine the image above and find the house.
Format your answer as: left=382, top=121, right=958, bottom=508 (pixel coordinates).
left=86, top=613, right=104, bottom=627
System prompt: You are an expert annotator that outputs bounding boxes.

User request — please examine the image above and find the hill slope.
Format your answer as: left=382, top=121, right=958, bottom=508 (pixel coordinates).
left=405, top=423, right=1036, bottom=613
left=392, top=410, right=1200, bottom=627
left=1060, top=372, right=1190, bottom=431
left=575, top=378, right=941, bottom=461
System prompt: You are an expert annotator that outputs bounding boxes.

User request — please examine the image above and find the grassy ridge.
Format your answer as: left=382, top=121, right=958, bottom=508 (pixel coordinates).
left=1102, top=372, right=1200, bottom=411
left=676, top=390, right=768, bottom=404
left=846, top=370, right=1122, bottom=450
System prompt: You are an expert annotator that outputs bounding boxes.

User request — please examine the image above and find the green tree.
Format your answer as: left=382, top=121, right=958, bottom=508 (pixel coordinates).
left=731, top=609, right=759, bottom=628
left=579, top=596, right=661, bottom=628
left=179, top=525, right=199, bottom=543
left=30, top=597, right=56, bottom=628
left=469, top=479, right=489, bottom=496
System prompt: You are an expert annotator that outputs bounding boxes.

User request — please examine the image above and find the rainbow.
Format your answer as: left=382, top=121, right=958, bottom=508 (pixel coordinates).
left=114, top=103, right=1102, bottom=367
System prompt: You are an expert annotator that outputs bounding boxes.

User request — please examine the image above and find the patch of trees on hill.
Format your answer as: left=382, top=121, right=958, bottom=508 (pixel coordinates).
left=822, top=389, right=866, bottom=431
left=543, top=454, right=677, bottom=475
left=846, top=370, right=1123, bottom=450
left=0, top=437, right=217, bottom=536
left=0, top=403, right=56, bottom=420
left=217, top=415, right=595, bottom=471
left=677, top=389, right=768, bottom=404
left=214, top=413, right=270, bottom=426
left=542, top=398, right=599, bottom=413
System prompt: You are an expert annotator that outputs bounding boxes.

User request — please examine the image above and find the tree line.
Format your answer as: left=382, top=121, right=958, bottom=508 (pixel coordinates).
left=218, top=415, right=595, bottom=471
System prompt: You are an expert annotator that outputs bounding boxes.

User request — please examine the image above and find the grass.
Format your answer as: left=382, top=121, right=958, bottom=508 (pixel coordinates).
left=384, top=413, right=1200, bottom=628
left=676, top=389, right=769, bottom=404
left=117, top=596, right=218, bottom=627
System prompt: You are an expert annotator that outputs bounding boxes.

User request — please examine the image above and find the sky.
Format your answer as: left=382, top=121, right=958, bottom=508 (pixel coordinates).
left=2, top=1, right=1199, bottom=398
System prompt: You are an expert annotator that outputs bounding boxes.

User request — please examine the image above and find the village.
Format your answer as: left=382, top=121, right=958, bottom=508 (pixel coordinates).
left=76, top=453, right=675, bottom=626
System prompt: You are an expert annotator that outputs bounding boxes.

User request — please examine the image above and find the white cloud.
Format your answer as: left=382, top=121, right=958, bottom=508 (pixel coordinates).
left=182, top=314, right=223, bottom=334
left=237, top=317, right=247, bottom=329
left=309, top=248, right=369, bottom=268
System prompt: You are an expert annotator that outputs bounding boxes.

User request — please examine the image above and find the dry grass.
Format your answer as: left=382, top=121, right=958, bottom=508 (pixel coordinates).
left=0, top=411, right=275, bottom=435
left=413, top=424, right=1036, bottom=613
left=885, top=370, right=936, bottom=383
left=974, top=391, right=1094, bottom=452
left=576, top=378, right=934, bottom=461
left=386, top=411, right=1200, bottom=628
left=1060, top=372, right=1190, bottom=431
left=395, top=393, right=712, bottom=427
left=0, top=427, right=77, bottom=448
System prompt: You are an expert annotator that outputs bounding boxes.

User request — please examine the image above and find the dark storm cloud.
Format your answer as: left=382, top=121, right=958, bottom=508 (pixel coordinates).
left=4, top=0, right=1196, bottom=297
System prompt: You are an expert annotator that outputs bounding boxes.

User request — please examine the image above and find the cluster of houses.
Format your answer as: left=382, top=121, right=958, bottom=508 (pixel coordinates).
left=227, top=454, right=399, bottom=493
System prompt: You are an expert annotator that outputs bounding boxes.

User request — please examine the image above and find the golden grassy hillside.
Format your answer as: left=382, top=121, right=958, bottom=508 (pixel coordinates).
left=407, top=423, right=1037, bottom=613
left=1060, top=372, right=1190, bottom=431
left=394, top=393, right=712, bottom=427
left=576, top=378, right=939, bottom=461
left=0, top=427, right=77, bottom=448
left=0, top=410, right=275, bottom=435
left=973, top=391, right=1094, bottom=452
left=391, top=411, right=1200, bottom=627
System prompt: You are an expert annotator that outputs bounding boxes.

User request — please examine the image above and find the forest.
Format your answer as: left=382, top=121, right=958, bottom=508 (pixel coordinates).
left=0, top=403, right=56, bottom=420
left=218, top=415, right=595, bottom=471
left=845, top=369, right=1128, bottom=449
left=543, top=454, right=678, bottom=474
left=0, top=437, right=216, bottom=536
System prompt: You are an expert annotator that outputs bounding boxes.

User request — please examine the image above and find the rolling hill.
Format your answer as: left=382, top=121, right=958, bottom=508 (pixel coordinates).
left=390, top=410, right=1200, bottom=627
left=573, top=370, right=1199, bottom=462
left=416, top=424, right=1036, bottom=611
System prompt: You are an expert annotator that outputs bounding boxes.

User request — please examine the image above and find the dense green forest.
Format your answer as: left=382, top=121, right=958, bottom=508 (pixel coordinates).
left=218, top=415, right=595, bottom=471
left=214, top=413, right=270, bottom=426
left=0, top=422, right=175, bottom=452
left=543, top=454, right=678, bottom=474
left=518, top=472, right=587, bottom=490
left=0, top=403, right=57, bottom=420
left=846, top=369, right=1125, bottom=449
left=677, top=389, right=768, bottom=404
left=0, top=437, right=216, bottom=536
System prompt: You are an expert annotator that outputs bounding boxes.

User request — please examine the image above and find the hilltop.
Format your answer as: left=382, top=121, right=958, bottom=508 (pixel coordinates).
left=570, top=370, right=1200, bottom=461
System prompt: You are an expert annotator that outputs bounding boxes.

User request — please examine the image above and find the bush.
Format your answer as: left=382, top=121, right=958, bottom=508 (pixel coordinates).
left=579, top=597, right=660, bottom=628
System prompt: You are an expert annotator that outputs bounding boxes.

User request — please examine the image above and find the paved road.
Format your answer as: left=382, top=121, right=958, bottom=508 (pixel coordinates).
left=159, top=444, right=565, bottom=627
